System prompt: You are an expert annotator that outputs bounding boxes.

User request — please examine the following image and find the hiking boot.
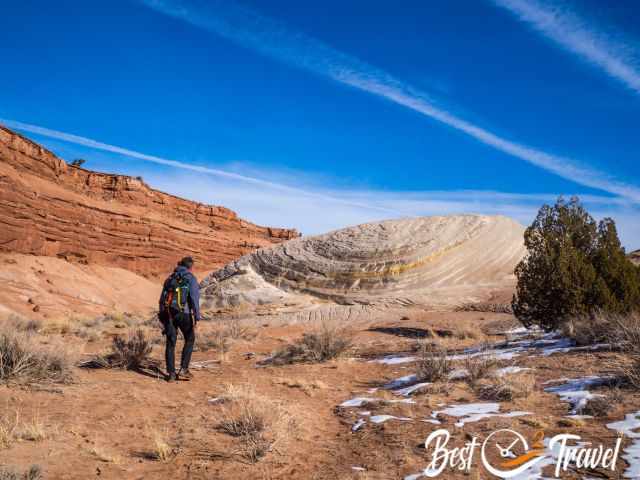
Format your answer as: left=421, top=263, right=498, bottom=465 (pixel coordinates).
left=167, top=372, right=177, bottom=383
left=178, top=369, right=193, bottom=380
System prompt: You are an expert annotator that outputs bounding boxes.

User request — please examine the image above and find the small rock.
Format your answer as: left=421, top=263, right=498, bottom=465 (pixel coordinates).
left=313, top=380, right=329, bottom=389
left=520, top=418, right=549, bottom=429
left=557, top=417, right=585, bottom=428
left=32, top=305, right=40, bottom=312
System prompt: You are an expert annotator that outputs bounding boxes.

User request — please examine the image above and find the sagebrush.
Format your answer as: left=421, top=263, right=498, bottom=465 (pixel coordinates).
left=0, top=465, right=42, bottom=480
left=266, top=323, right=352, bottom=365
left=215, top=384, right=294, bottom=463
left=414, top=342, right=452, bottom=382
left=82, top=329, right=152, bottom=370
left=0, top=325, right=73, bottom=384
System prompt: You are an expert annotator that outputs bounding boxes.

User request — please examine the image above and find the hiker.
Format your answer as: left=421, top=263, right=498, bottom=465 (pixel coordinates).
left=159, top=256, right=200, bottom=382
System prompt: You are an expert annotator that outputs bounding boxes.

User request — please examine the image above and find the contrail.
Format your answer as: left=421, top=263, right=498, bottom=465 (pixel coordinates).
left=0, top=118, right=407, bottom=216
left=492, top=0, right=640, bottom=96
left=138, top=0, right=640, bottom=203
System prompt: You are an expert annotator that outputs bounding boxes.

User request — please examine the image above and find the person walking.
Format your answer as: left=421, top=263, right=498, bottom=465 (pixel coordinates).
left=159, top=256, right=200, bottom=382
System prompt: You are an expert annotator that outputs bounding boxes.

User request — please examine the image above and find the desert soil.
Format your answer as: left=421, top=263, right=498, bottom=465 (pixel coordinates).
left=1, top=308, right=638, bottom=480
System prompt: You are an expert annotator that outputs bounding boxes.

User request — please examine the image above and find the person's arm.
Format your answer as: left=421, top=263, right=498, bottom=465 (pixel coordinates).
left=159, top=277, right=169, bottom=311
left=189, top=274, right=201, bottom=323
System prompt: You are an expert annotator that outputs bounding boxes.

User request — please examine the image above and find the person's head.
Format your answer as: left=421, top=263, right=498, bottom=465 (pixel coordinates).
left=178, top=256, right=194, bottom=271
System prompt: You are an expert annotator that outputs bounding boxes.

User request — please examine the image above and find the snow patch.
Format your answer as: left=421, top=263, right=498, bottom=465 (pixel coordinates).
left=371, top=355, right=417, bottom=365
left=340, top=397, right=378, bottom=408
left=370, top=414, right=412, bottom=424
left=544, top=376, right=610, bottom=415
left=607, top=411, right=640, bottom=479
left=351, top=418, right=366, bottom=432
left=495, top=366, right=531, bottom=376
left=431, top=402, right=530, bottom=427
left=383, top=374, right=417, bottom=389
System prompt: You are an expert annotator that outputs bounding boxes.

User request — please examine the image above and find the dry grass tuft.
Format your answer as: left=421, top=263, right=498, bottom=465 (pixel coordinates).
left=0, top=411, right=48, bottom=448
left=0, top=412, right=18, bottom=449
left=476, top=373, right=535, bottom=401
left=18, top=416, right=47, bottom=442
left=265, top=323, right=352, bottom=365
left=414, top=342, right=453, bottom=382
left=197, top=320, right=256, bottom=361
left=151, top=431, right=174, bottom=462
left=215, top=384, right=295, bottom=463
left=0, top=324, right=73, bottom=384
left=463, top=354, right=498, bottom=387
left=0, top=465, right=42, bottom=480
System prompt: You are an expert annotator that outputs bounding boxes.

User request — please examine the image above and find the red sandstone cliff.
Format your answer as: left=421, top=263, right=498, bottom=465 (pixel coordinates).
left=0, top=125, right=298, bottom=278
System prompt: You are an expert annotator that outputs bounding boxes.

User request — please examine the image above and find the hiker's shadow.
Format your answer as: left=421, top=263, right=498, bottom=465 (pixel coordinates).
left=132, top=362, right=166, bottom=380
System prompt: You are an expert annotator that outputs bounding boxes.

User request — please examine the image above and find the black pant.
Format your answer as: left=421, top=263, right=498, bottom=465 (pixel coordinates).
left=164, top=311, right=195, bottom=374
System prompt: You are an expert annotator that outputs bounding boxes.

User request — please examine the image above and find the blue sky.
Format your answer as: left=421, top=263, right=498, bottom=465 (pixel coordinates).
left=1, top=0, right=639, bottom=248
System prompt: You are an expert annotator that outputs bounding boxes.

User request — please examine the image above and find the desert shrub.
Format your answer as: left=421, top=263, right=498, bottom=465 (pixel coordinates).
left=513, top=197, right=640, bottom=331
left=561, top=311, right=612, bottom=345
left=82, top=329, right=152, bottom=370
left=0, top=465, right=42, bottom=480
left=579, top=396, right=611, bottom=417
left=463, top=354, right=498, bottom=387
left=607, top=312, right=640, bottom=389
left=0, top=326, right=73, bottom=384
left=109, top=329, right=152, bottom=369
left=4, top=315, right=41, bottom=333
left=476, top=373, right=534, bottom=401
left=266, top=323, right=351, bottom=365
left=198, top=329, right=231, bottom=356
left=215, top=384, right=294, bottom=463
left=414, top=343, right=453, bottom=382
left=197, top=320, right=254, bottom=357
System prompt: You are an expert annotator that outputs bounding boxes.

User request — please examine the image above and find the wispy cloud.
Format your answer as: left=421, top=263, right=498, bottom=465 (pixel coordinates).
left=133, top=168, right=640, bottom=250
left=137, top=0, right=640, bottom=203
left=492, top=0, right=640, bottom=95
left=0, top=118, right=406, bottom=217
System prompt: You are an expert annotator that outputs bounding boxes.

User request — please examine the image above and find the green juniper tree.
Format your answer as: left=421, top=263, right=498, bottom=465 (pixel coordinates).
left=513, top=197, right=640, bottom=331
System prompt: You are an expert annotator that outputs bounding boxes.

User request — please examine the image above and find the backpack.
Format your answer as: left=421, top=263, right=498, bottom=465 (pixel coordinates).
left=161, top=272, right=191, bottom=313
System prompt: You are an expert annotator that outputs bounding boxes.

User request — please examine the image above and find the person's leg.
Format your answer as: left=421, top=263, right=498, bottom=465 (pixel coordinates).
left=164, top=315, right=178, bottom=377
left=178, top=314, right=195, bottom=372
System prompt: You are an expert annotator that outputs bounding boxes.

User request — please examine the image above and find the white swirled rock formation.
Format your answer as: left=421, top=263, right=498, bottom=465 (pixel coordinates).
left=200, top=215, right=526, bottom=320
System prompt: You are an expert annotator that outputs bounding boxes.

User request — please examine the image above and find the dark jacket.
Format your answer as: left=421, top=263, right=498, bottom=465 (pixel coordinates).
left=159, top=265, right=201, bottom=322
